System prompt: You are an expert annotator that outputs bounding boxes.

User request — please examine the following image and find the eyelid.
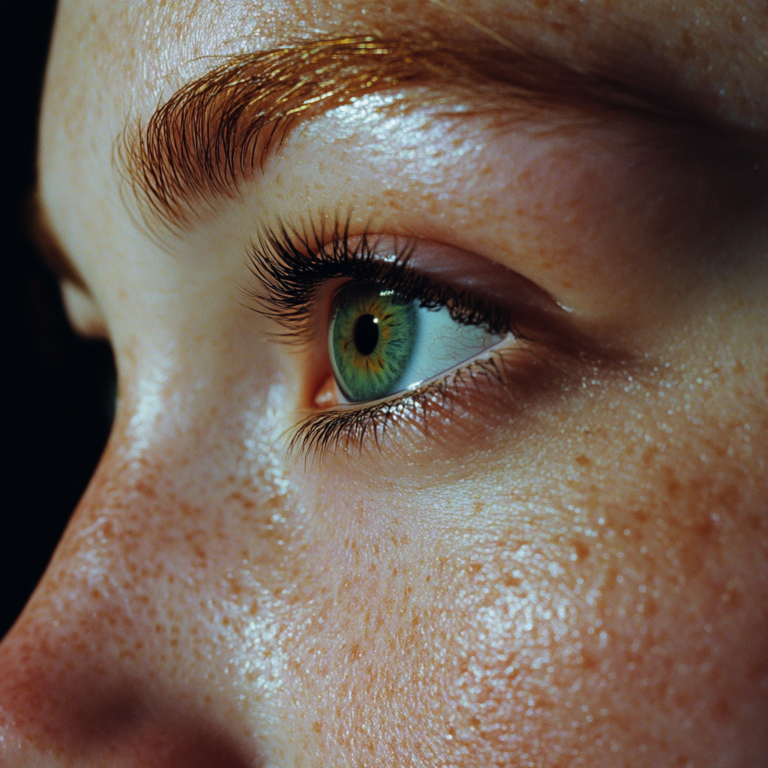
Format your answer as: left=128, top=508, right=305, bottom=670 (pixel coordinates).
left=246, top=216, right=616, bottom=355
left=248, top=224, right=537, bottom=340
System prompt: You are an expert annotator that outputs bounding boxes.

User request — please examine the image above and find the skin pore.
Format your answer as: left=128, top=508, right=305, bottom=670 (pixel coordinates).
left=1, top=0, right=767, bottom=765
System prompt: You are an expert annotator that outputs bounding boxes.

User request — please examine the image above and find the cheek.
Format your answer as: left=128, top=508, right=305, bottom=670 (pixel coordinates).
left=268, top=380, right=768, bottom=766
left=411, top=428, right=767, bottom=764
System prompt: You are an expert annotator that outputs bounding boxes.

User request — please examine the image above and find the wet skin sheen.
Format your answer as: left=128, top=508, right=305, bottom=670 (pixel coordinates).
left=0, top=0, right=766, bottom=766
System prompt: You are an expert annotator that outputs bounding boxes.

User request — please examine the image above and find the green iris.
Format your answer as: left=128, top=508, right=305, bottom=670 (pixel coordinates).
left=329, top=282, right=419, bottom=402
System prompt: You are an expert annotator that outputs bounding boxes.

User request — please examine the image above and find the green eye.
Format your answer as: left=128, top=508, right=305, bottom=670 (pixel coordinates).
left=329, top=283, right=419, bottom=402
left=329, top=281, right=504, bottom=403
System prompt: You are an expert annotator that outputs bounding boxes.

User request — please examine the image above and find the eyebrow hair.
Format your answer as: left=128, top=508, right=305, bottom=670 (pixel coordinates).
left=119, top=33, right=710, bottom=230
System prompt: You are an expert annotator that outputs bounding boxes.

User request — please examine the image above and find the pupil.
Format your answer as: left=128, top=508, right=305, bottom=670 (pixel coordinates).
left=353, top=314, right=379, bottom=356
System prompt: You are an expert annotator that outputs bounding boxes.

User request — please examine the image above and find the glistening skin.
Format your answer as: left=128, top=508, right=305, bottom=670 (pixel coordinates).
left=1, top=0, right=767, bottom=766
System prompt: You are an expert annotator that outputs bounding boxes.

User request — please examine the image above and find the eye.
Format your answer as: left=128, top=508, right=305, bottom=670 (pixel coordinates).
left=329, top=281, right=504, bottom=403
left=246, top=219, right=570, bottom=457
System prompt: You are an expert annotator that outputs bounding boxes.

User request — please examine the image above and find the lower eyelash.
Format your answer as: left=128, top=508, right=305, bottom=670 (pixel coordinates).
left=288, top=346, right=536, bottom=461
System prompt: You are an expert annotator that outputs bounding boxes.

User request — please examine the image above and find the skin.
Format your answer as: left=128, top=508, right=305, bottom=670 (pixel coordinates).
left=1, top=0, right=767, bottom=766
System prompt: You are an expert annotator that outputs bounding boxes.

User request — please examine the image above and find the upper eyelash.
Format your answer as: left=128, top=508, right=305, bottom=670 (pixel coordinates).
left=245, top=216, right=519, bottom=343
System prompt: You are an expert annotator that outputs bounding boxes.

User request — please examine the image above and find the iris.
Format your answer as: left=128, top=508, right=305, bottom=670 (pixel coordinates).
left=329, top=279, right=506, bottom=406
left=330, top=283, right=419, bottom=402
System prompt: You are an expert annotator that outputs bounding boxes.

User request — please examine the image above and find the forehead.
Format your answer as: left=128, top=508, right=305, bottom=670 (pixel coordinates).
left=46, top=0, right=768, bottom=124
left=38, top=0, right=768, bottom=273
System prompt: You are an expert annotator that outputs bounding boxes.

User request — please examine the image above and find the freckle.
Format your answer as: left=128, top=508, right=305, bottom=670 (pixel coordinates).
left=575, top=454, right=590, bottom=466
left=665, top=476, right=681, bottom=500
left=502, top=574, right=522, bottom=587
left=711, top=696, right=735, bottom=725
left=572, top=539, right=590, bottom=561
left=313, top=721, right=322, bottom=733
left=135, top=480, right=157, bottom=499
left=348, top=640, right=362, bottom=660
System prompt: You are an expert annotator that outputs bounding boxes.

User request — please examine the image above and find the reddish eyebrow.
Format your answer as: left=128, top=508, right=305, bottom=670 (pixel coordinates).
left=118, top=33, right=712, bottom=231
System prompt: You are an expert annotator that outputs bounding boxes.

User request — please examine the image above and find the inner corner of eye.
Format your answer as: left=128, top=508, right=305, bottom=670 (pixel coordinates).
left=313, top=374, right=341, bottom=408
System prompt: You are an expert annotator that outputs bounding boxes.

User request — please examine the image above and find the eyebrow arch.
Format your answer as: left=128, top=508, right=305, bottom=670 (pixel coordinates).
left=119, top=33, right=718, bottom=231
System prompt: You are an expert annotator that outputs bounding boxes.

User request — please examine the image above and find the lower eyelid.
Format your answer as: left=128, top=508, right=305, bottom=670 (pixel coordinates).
left=293, top=335, right=562, bottom=460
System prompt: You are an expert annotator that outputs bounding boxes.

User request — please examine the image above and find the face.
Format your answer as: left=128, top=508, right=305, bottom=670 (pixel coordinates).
left=2, top=0, right=767, bottom=765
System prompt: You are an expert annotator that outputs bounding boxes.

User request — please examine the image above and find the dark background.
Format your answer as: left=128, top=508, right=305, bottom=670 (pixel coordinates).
left=2, top=2, right=116, bottom=638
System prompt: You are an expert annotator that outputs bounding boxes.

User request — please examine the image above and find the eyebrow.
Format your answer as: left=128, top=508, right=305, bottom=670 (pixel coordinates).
left=119, top=33, right=721, bottom=230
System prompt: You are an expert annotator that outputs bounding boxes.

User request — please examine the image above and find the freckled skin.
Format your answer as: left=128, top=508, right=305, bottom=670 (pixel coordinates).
left=1, top=0, right=767, bottom=766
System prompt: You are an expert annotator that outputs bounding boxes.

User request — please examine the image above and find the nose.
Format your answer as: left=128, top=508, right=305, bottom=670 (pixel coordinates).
left=0, top=438, right=259, bottom=768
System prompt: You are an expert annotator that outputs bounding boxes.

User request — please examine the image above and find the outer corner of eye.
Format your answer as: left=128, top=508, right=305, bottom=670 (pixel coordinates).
left=60, top=279, right=109, bottom=339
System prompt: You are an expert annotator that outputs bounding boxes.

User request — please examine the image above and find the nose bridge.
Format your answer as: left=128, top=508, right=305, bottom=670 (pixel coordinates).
left=0, top=431, right=259, bottom=767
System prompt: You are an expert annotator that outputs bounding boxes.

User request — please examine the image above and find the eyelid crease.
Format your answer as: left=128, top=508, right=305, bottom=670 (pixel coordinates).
left=245, top=213, right=630, bottom=364
left=119, top=33, right=733, bottom=233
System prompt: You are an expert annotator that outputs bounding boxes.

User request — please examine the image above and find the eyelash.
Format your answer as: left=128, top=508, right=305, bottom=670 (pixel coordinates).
left=246, top=217, right=529, bottom=458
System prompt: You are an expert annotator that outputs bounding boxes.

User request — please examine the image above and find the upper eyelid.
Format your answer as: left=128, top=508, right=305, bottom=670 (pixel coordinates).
left=246, top=220, right=579, bottom=355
